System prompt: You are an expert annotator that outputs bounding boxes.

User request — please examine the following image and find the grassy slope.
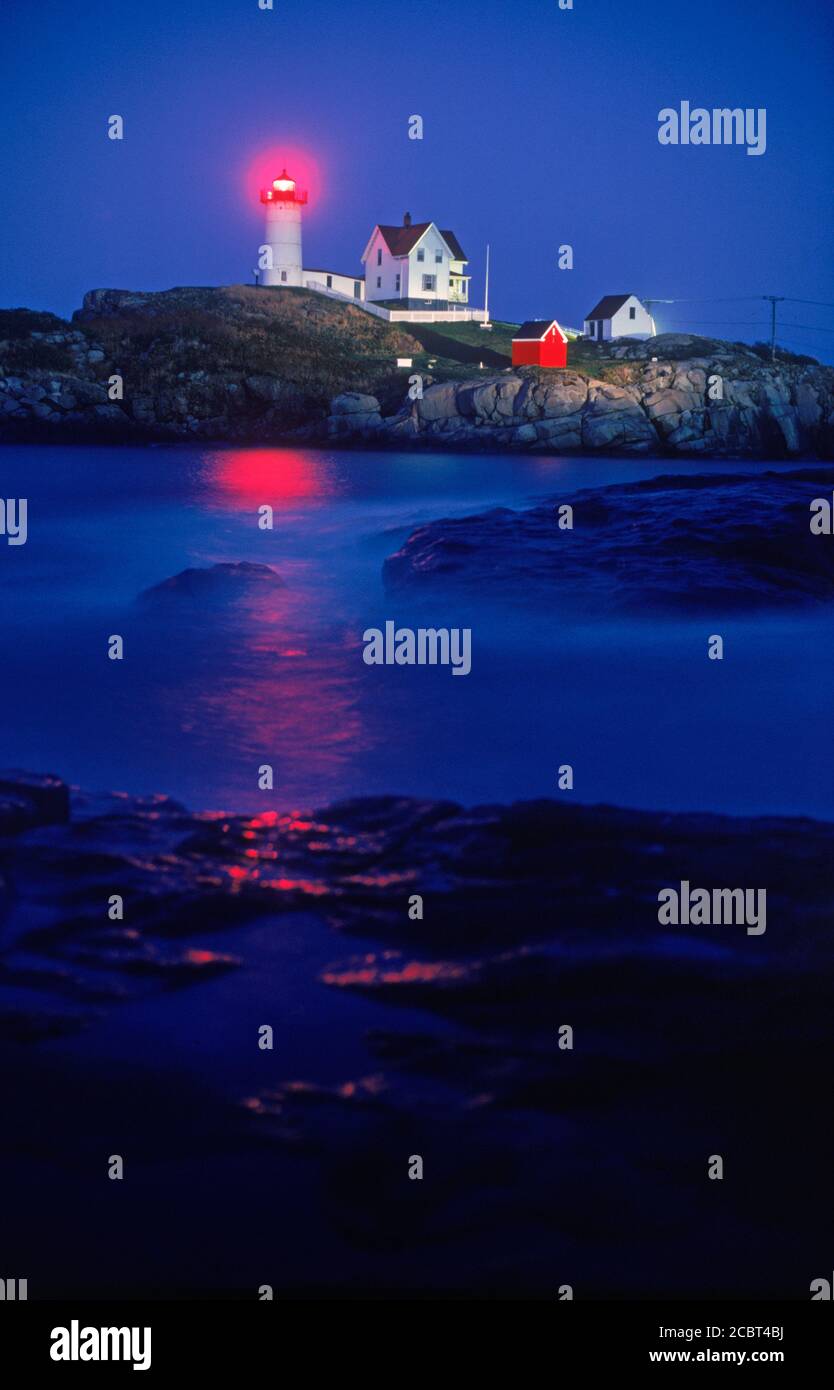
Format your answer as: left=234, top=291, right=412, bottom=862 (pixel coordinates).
left=404, top=320, right=641, bottom=384
left=0, top=287, right=443, bottom=415
left=81, top=286, right=426, bottom=404
left=405, top=319, right=516, bottom=368
left=1, top=290, right=522, bottom=408
left=410, top=319, right=651, bottom=389
left=0, top=293, right=615, bottom=394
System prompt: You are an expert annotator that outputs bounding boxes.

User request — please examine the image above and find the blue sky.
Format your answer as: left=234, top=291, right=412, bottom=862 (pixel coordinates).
left=2, top=0, right=833, bottom=357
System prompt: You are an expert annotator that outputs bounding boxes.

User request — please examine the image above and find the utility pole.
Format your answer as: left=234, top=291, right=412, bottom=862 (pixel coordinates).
left=763, top=297, right=785, bottom=361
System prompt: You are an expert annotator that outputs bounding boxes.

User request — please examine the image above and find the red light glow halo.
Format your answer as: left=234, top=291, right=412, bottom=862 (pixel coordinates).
left=244, top=145, right=323, bottom=215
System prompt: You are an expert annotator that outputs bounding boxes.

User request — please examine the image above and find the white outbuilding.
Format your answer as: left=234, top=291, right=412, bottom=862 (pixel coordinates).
left=584, top=294, right=656, bottom=342
left=303, top=269, right=365, bottom=301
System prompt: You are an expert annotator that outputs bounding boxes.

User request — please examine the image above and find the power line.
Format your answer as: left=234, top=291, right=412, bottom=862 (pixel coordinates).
left=646, top=293, right=833, bottom=362
left=645, top=295, right=764, bottom=303
left=663, top=319, right=770, bottom=327
left=646, top=294, right=834, bottom=308
left=780, top=321, right=834, bottom=334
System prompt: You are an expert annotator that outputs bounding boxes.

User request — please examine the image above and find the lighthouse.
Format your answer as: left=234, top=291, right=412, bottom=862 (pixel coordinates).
left=259, top=169, right=308, bottom=287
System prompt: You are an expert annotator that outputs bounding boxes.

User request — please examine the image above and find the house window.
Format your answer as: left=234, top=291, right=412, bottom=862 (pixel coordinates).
left=281, top=271, right=287, bottom=283
left=376, top=277, right=382, bottom=289
left=326, top=275, right=332, bottom=288
left=629, top=306, right=636, bottom=319
left=417, top=248, right=425, bottom=263
left=395, top=273, right=400, bottom=293
left=422, top=274, right=436, bottom=292
left=435, top=252, right=442, bottom=263
left=354, top=281, right=361, bottom=298
left=377, top=248, right=382, bottom=266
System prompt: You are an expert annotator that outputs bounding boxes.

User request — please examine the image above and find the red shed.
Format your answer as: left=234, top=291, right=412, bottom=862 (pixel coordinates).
left=512, top=319, right=568, bottom=369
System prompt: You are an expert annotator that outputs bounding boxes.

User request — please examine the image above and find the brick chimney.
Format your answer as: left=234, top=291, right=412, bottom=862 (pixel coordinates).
left=403, top=212, right=412, bottom=227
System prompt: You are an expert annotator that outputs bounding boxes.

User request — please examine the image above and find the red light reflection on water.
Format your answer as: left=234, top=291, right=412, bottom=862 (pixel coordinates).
left=151, top=575, right=369, bottom=808
left=145, top=447, right=367, bottom=808
left=321, top=959, right=468, bottom=987
left=210, top=449, right=330, bottom=508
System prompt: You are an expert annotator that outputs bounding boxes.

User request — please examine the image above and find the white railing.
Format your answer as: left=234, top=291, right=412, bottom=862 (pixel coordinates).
left=304, top=280, right=486, bottom=324
left=305, top=280, right=364, bottom=305
left=386, top=307, right=487, bottom=324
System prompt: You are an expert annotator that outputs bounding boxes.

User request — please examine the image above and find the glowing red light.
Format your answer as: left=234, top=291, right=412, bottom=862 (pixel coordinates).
left=259, top=172, right=308, bottom=206
left=245, top=145, right=323, bottom=212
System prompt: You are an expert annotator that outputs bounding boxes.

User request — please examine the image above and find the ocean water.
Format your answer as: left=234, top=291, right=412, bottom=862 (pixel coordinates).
left=1, top=443, right=831, bottom=818
left=2, top=443, right=832, bottom=1300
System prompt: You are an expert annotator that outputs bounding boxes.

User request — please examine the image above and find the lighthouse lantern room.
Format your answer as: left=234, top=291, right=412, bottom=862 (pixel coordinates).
left=259, top=169, right=308, bottom=287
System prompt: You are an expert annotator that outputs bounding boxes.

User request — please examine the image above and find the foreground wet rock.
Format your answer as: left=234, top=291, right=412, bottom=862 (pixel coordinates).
left=384, top=466, right=834, bottom=611
left=0, top=770, right=70, bottom=834
left=139, top=561, right=285, bottom=606
left=1, top=771, right=830, bottom=1294
left=1, top=769, right=831, bottom=1028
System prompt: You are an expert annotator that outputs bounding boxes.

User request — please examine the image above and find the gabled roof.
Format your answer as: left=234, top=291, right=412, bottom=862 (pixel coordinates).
left=585, top=294, right=638, bottom=321
left=514, top=319, right=568, bottom=343
left=362, top=222, right=465, bottom=263
left=376, top=222, right=433, bottom=256
left=440, top=230, right=467, bottom=262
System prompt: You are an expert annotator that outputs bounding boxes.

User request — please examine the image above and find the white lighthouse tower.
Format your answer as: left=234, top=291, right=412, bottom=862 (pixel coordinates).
left=259, top=169, right=308, bottom=287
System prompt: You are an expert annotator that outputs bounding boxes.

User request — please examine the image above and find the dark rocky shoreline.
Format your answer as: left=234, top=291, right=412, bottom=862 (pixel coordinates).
left=2, top=287, right=833, bottom=459
left=321, top=351, right=834, bottom=458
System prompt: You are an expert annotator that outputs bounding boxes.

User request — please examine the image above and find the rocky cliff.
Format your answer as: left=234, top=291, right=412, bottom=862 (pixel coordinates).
left=0, top=286, right=417, bottom=442
left=323, top=341, right=834, bottom=458
left=2, top=288, right=832, bottom=458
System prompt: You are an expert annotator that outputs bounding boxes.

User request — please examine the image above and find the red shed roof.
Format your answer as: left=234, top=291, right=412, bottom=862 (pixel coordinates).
left=514, top=319, right=568, bottom=342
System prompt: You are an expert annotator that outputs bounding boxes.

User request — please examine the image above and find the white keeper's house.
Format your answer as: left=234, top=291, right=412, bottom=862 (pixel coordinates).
left=361, top=214, right=471, bottom=311
left=584, top=294, right=656, bottom=342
